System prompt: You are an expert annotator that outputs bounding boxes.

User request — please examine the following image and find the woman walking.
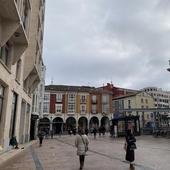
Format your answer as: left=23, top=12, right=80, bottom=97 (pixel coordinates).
left=38, top=130, right=44, bottom=147
left=75, top=129, right=89, bottom=170
left=124, top=129, right=137, bottom=169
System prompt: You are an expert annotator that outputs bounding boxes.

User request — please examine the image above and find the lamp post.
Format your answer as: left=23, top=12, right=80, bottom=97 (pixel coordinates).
left=167, top=60, right=170, bottom=72
left=166, top=60, right=170, bottom=127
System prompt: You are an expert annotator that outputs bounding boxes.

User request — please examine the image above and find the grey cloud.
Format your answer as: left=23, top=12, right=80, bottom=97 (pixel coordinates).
left=43, top=0, right=170, bottom=90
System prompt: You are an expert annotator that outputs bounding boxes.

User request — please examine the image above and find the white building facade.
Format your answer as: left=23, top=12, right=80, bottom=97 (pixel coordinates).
left=0, top=0, right=46, bottom=151
left=143, top=87, right=170, bottom=108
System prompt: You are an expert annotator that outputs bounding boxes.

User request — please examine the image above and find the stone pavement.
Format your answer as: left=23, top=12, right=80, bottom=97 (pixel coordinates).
left=0, top=134, right=170, bottom=170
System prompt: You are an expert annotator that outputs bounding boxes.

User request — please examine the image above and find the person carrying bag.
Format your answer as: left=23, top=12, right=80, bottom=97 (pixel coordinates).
left=75, top=129, right=89, bottom=170
left=124, top=129, right=137, bottom=170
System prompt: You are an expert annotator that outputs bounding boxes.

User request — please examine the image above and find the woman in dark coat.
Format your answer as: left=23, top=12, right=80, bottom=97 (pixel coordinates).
left=38, top=130, right=44, bottom=147
left=125, top=130, right=136, bottom=169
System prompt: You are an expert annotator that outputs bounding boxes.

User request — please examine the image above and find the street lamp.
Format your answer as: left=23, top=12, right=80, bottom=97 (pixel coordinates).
left=167, top=60, right=170, bottom=72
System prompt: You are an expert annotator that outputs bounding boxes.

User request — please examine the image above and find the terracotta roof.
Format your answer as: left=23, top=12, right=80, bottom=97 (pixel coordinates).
left=45, top=85, right=112, bottom=94
left=112, top=91, right=143, bottom=100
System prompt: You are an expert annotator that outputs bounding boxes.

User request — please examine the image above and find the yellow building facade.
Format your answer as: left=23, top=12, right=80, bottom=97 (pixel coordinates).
left=40, top=85, right=113, bottom=133
left=113, top=91, right=155, bottom=128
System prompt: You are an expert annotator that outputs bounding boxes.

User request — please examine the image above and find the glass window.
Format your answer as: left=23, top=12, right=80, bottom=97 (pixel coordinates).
left=44, top=94, right=50, bottom=101
left=68, top=93, right=75, bottom=103
left=68, top=103, right=75, bottom=113
left=80, top=104, right=86, bottom=113
left=92, top=104, right=97, bottom=113
left=0, top=43, right=10, bottom=66
left=102, top=104, right=109, bottom=113
left=102, top=95, right=108, bottom=103
left=0, top=85, right=4, bottom=121
left=68, top=93, right=76, bottom=113
left=128, top=100, right=131, bottom=109
left=56, top=104, right=62, bottom=113
left=22, top=0, right=30, bottom=30
left=43, top=102, right=49, bottom=113
left=16, top=59, right=21, bottom=81
left=80, top=95, right=86, bottom=103
left=56, top=93, right=62, bottom=102
left=92, top=95, right=96, bottom=103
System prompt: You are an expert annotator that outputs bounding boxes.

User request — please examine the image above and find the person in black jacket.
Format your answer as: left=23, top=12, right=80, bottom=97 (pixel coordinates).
left=124, top=129, right=136, bottom=169
left=38, top=130, right=45, bottom=147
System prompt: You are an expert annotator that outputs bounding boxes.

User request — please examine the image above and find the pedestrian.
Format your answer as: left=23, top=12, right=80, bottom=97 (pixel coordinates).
left=38, top=130, right=44, bottom=147
left=73, top=127, right=77, bottom=135
left=9, top=136, right=19, bottom=149
left=102, top=126, right=106, bottom=136
left=50, top=130, right=53, bottom=139
left=99, top=126, right=102, bottom=137
left=85, top=128, right=89, bottom=136
left=75, top=129, right=89, bottom=170
left=93, top=127, right=97, bottom=139
left=124, top=129, right=137, bottom=169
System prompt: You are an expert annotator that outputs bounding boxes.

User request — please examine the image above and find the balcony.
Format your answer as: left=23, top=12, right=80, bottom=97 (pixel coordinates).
left=56, top=99, right=62, bottom=103
left=24, top=66, right=40, bottom=93
left=11, top=25, right=28, bottom=64
left=91, top=99, right=97, bottom=104
left=80, top=110, right=86, bottom=115
left=67, top=112, right=75, bottom=116
left=91, top=110, right=97, bottom=114
left=0, top=0, right=20, bottom=46
left=0, top=0, right=28, bottom=64
left=80, top=99, right=86, bottom=104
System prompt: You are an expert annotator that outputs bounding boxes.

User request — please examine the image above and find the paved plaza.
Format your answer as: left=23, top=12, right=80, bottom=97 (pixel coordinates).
left=0, top=135, right=170, bottom=170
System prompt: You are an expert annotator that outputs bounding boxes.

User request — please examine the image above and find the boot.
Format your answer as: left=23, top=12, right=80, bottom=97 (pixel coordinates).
left=79, top=161, right=84, bottom=170
left=130, top=163, right=134, bottom=169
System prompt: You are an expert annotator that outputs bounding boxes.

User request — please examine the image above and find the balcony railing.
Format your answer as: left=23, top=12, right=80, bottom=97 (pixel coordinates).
left=91, top=100, right=97, bottom=104
left=80, top=99, right=86, bottom=103
left=91, top=110, right=97, bottom=114
left=56, top=99, right=62, bottom=103
left=80, top=110, right=86, bottom=114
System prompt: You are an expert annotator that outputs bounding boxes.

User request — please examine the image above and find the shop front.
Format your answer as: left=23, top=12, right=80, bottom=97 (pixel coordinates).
left=111, top=115, right=140, bottom=137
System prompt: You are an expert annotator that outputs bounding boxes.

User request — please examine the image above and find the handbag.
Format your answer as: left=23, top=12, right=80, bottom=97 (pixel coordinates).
left=130, top=143, right=137, bottom=150
left=80, top=135, right=88, bottom=152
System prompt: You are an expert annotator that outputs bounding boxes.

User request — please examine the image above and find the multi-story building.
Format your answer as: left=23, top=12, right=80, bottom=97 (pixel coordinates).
left=112, top=91, right=155, bottom=128
left=142, top=87, right=170, bottom=108
left=142, top=87, right=170, bottom=127
left=0, top=0, right=45, bottom=151
left=39, top=85, right=113, bottom=134
left=102, top=83, right=139, bottom=98
left=30, top=64, right=46, bottom=140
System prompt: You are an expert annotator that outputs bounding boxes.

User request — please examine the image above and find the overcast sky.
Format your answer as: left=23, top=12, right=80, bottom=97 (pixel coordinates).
left=43, top=0, right=170, bottom=90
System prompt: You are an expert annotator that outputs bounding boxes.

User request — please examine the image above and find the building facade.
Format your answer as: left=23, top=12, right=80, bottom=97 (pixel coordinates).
left=142, top=87, right=170, bottom=108
left=40, top=85, right=113, bottom=134
left=30, top=64, right=46, bottom=140
left=0, top=0, right=45, bottom=151
left=112, top=91, right=155, bottom=128
left=102, top=83, right=139, bottom=98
